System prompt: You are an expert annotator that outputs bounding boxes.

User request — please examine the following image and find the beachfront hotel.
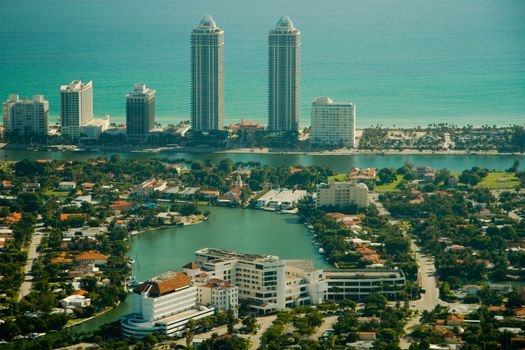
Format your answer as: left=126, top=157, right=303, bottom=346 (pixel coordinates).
left=126, top=84, right=156, bottom=140
left=316, top=181, right=369, bottom=209
left=2, top=94, right=48, bottom=139
left=191, top=15, right=224, bottom=131
left=310, top=96, right=356, bottom=148
left=268, top=16, right=301, bottom=132
left=60, top=80, right=93, bottom=141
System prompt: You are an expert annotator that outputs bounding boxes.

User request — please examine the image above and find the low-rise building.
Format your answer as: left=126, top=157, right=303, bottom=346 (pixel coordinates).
left=58, top=181, right=77, bottom=191
left=80, top=116, right=110, bottom=139
left=133, top=179, right=167, bottom=198
left=316, top=181, right=368, bottom=209
left=255, top=189, right=307, bottom=210
left=349, top=168, right=376, bottom=182
left=75, top=251, right=110, bottom=265
left=60, top=295, right=91, bottom=309
left=196, top=278, right=239, bottom=313
left=324, top=269, right=405, bottom=300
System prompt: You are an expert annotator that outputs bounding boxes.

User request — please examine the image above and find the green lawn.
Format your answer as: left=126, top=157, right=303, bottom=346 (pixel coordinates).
left=476, top=172, right=520, bottom=190
left=375, top=175, right=404, bottom=192
left=327, top=173, right=348, bottom=182
left=42, top=190, right=70, bottom=197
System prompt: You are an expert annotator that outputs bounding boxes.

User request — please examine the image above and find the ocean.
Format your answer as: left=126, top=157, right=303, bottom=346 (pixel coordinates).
left=1, top=0, right=524, bottom=128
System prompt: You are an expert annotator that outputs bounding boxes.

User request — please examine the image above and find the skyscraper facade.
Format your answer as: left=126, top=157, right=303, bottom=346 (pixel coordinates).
left=2, top=94, right=48, bottom=140
left=60, top=80, right=93, bottom=140
left=191, top=15, right=224, bottom=131
left=126, top=84, right=156, bottom=139
left=268, top=16, right=301, bottom=132
left=310, top=96, right=356, bottom=148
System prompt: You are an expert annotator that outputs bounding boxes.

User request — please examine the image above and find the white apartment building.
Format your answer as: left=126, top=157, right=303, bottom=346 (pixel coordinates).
left=255, top=189, right=308, bottom=210
left=310, top=96, right=356, bottom=148
left=80, top=116, right=110, bottom=140
left=2, top=94, right=48, bottom=139
left=192, top=248, right=404, bottom=313
left=121, top=272, right=214, bottom=340
left=194, top=248, right=287, bottom=313
left=316, top=181, right=369, bottom=208
left=60, top=80, right=93, bottom=140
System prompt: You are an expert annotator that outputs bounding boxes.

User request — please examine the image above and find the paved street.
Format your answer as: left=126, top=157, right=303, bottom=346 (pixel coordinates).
left=174, top=314, right=278, bottom=349
left=312, top=315, right=338, bottom=339
left=18, top=223, right=44, bottom=301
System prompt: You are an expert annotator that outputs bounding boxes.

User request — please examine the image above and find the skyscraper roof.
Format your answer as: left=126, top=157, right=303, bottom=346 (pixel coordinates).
left=197, top=15, right=219, bottom=32
left=275, top=15, right=296, bottom=32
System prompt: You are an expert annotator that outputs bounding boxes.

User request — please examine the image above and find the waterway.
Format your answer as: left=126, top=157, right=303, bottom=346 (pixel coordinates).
left=2, top=149, right=525, bottom=173
left=75, top=206, right=329, bottom=333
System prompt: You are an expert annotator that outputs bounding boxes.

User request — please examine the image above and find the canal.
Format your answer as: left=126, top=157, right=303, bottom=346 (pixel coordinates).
left=75, top=206, right=329, bottom=332
left=1, top=149, right=524, bottom=172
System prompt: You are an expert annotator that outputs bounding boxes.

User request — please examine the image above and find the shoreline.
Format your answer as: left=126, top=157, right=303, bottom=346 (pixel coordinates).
left=1, top=143, right=524, bottom=157
left=65, top=303, right=117, bottom=329
left=217, top=148, right=525, bottom=156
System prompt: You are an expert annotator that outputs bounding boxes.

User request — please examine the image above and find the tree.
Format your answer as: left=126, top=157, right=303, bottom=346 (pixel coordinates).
left=185, top=319, right=196, bottom=348
left=378, top=168, right=397, bottom=185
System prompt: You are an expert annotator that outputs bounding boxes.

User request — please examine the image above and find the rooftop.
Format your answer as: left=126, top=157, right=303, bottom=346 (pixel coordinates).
left=196, top=247, right=280, bottom=263
left=273, top=15, right=299, bottom=33
left=134, top=271, right=191, bottom=297
left=195, top=15, right=221, bottom=33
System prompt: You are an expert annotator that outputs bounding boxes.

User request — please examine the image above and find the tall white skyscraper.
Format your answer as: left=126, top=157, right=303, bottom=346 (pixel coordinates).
left=268, top=16, right=301, bottom=132
left=2, top=94, right=48, bottom=140
left=191, top=15, right=224, bottom=131
left=60, top=80, right=93, bottom=140
left=310, top=96, right=356, bottom=148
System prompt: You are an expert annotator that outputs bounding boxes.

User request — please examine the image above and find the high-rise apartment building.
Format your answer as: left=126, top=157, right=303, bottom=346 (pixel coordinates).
left=2, top=94, right=48, bottom=140
left=60, top=80, right=93, bottom=140
left=310, top=96, right=356, bottom=148
left=126, top=84, right=156, bottom=139
left=268, top=16, right=301, bottom=132
left=191, top=15, right=224, bottom=131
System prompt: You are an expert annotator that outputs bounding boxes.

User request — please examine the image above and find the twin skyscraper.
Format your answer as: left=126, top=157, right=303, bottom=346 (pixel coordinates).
left=191, top=15, right=301, bottom=133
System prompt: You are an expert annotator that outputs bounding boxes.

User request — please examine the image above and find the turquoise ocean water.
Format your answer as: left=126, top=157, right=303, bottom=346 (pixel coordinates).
left=1, top=0, right=524, bottom=127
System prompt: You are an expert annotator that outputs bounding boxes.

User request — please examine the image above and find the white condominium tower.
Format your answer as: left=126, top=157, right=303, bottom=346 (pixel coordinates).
left=2, top=94, right=49, bottom=139
left=268, top=16, right=301, bottom=132
left=191, top=15, right=224, bottom=131
left=60, top=80, right=93, bottom=140
left=310, top=96, right=356, bottom=148
left=126, top=84, right=156, bottom=139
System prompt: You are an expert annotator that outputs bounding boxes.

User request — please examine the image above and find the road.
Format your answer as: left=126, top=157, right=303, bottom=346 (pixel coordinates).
left=174, top=314, right=278, bottom=349
left=312, top=315, right=338, bottom=339
left=18, top=224, right=44, bottom=301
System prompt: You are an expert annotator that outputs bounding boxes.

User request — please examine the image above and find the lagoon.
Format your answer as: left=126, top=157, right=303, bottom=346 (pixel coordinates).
left=75, top=206, right=328, bottom=332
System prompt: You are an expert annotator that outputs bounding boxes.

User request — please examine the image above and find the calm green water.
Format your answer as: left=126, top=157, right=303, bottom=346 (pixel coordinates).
left=75, top=206, right=328, bottom=332
left=1, top=149, right=525, bottom=173
left=1, top=0, right=524, bottom=127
